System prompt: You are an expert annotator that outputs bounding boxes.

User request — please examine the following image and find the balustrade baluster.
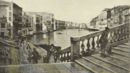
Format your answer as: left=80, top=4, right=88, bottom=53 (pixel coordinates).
left=125, top=27, right=127, bottom=39
left=81, top=41, right=85, bottom=56
left=120, top=27, right=123, bottom=40
left=67, top=51, right=70, bottom=62
left=96, top=35, right=100, bottom=48
left=119, top=28, right=121, bottom=41
left=92, top=37, right=95, bottom=52
left=60, top=53, right=63, bottom=62
left=117, top=29, right=120, bottom=41
left=127, top=25, right=129, bottom=38
left=114, top=30, right=117, bottom=42
left=63, top=52, right=66, bottom=62
left=123, top=27, right=126, bottom=39
left=86, top=38, right=91, bottom=56
left=122, top=28, right=125, bottom=40
left=62, top=53, right=65, bottom=62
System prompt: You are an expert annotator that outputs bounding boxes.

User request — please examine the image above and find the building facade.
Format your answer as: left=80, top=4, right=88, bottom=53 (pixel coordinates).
left=13, top=3, right=23, bottom=38
left=0, top=1, right=12, bottom=39
left=0, top=0, right=22, bottom=39
left=35, top=12, right=55, bottom=32
left=55, top=20, right=66, bottom=30
left=90, top=5, right=130, bottom=30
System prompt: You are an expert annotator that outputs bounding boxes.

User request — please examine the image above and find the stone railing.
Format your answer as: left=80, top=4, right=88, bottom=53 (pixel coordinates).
left=59, top=47, right=71, bottom=62
left=58, top=23, right=130, bottom=62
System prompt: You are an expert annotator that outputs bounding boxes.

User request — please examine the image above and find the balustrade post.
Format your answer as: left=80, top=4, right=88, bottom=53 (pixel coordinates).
left=70, top=37, right=80, bottom=61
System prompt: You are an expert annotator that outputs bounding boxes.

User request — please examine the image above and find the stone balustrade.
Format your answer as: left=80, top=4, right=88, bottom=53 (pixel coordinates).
left=59, top=23, right=130, bottom=62
left=59, top=47, right=71, bottom=62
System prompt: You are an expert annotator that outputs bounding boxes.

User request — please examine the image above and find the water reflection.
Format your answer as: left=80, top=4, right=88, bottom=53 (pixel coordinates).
left=33, top=29, right=93, bottom=49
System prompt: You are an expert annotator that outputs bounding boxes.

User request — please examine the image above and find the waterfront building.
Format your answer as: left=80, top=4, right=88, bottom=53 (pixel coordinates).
left=90, top=17, right=98, bottom=28
left=0, top=1, right=12, bottom=39
left=55, top=20, right=66, bottom=30
left=27, top=12, right=55, bottom=32
left=0, top=0, right=22, bottom=39
left=20, top=12, right=34, bottom=39
left=25, top=12, right=43, bottom=43
left=0, top=17, right=9, bottom=39
left=90, top=5, right=130, bottom=30
left=35, top=12, right=55, bottom=32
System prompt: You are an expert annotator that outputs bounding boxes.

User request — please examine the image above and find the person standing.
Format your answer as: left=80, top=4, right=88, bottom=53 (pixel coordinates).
left=99, top=27, right=110, bottom=57
left=32, top=48, right=41, bottom=63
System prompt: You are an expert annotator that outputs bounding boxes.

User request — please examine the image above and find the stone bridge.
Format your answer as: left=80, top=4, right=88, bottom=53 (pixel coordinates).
left=0, top=23, right=130, bottom=73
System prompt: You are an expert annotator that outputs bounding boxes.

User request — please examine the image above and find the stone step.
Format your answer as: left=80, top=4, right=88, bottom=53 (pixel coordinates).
left=64, top=63, right=92, bottom=73
left=118, top=45, right=130, bottom=50
left=69, top=63, right=93, bottom=73
left=75, top=59, right=113, bottom=73
left=92, top=54, right=129, bottom=71
left=125, top=41, right=130, bottom=45
left=83, top=57, right=128, bottom=73
left=112, top=49, right=130, bottom=58
left=110, top=53, right=130, bottom=63
left=113, top=47, right=130, bottom=53
left=0, top=63, right=90, bottom=73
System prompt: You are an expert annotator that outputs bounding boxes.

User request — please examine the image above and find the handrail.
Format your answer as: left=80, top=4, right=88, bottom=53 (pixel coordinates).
left=58, top=23, right=130, bottom=62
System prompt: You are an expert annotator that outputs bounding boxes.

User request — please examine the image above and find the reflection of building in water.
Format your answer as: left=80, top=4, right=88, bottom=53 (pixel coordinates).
left=33, top=32, right=54, bottom=45
left=25, top=12, right=55, bottom=44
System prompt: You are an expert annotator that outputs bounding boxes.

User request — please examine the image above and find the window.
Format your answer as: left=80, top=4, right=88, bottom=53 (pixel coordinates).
left=9, top=17, right=11, bottom=21
left=1, top=23, right=5, bottom=28
left=0, top=32, right=4, bottom=38
left=9, top=12, right=11, bottom=17
left=9, top=6, right=11, bottom=10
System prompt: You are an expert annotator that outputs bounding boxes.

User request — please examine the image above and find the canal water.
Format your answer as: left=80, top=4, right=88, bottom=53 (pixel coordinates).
left=32, top=29, right=93, bottom=49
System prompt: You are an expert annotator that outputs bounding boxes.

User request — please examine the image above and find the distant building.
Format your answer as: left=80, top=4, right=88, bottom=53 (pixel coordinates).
left=90, top=17, right=98, bottom=28
left=26, top=12, right=43, bottom=33
left=20, top=12, right=34, bottom=39
left=35, top=12, right=55, bottom=32
left=0, top=0, right=23, bottom=39
left=90, top=5, right=130, bottom=30
left=55, top=20, right=66, bottom=30
left=25, top=12, right=43, bottom=43
left=0, top=17, right=8, bottom=39
left=26, top=12, right=55, bottom=32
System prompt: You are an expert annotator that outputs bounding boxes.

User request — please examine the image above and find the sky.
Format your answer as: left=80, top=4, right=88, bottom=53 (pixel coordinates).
left=4, top=0, right=130, bottom=23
